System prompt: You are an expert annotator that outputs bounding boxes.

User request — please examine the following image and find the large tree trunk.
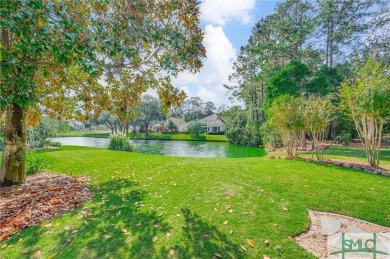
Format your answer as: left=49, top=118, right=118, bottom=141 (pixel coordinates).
left=0, top=103, right=28, bottom=186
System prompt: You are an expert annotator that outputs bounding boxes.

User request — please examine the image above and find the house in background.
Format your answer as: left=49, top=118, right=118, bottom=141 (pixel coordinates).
left=200, top=114, right=225, bottom=133
left=151, top=118, right=188, bottom=133
left=151, top=122, right=165, bottom=133
left=168, top=118, right=188, bottom=133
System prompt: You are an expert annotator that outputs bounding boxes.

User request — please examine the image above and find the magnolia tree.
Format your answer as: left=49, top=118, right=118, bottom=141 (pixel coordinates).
left=0, top=0, right=205, bottom=186
left=304, top=95, right=334, bottom=161
left=268, top=95, right=305, bottom=158
left=340, top=57, right=390, bottom=167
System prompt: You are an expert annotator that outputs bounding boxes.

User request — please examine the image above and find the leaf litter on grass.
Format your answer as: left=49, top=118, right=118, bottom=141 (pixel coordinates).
left=0, top=173, right=92, bottom=241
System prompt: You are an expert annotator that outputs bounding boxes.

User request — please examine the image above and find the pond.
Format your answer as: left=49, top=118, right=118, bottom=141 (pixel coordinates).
left=53, top=137, right=266, bottom=158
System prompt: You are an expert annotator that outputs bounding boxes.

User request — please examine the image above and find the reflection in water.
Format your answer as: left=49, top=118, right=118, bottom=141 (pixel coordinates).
left=54, top=137, right=266, bottom=158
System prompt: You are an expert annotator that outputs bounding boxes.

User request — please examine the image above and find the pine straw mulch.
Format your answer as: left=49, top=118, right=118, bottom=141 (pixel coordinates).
left=294, top=210, right=390, bottom=258
left=0, top=172, right=92, bottom=241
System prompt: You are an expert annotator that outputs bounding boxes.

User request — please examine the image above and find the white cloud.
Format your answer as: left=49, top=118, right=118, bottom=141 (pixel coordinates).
left=197, top=87, right=218, bottom=103
left=172, top=25, right=237, bottom=106
left=144, top=88, right=158, bottom=98
left=200, top=0, right=256, bottom=26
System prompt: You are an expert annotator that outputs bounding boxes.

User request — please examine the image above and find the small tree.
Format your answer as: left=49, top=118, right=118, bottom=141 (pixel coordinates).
left=268, top=95, right=305, bottom=158
left=188, top=120, right=203, bottom=136
left=304, top=95, right=334, bottom=161
left=340, top=57, right=390, bottom=166
left=138, top=95, right=164, bottom=136
left=166, top=119, right=178, bottom=133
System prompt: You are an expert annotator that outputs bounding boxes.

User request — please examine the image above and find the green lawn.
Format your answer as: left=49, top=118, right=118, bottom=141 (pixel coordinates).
left=57, top=131, right=228, bottom=142
left=56, top=130, right=111, bottom=138
left=269, top=145, right=390, bottom=168
left=0, top=146, right=389, bottom=258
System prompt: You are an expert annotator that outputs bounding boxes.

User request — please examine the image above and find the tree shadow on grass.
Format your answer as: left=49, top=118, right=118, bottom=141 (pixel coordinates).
left=63, top=179, right=172, bottom=258
left=162, top=208, right=245, bottom=258
left=4, top=180, right=245, bottom=258
left=9, top=179, right=170, bottom=258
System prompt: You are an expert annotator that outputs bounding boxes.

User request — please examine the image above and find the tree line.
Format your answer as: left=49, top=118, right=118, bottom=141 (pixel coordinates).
left=223, top=0, right=390, bottom=166
left=94, top=96, right=222, bottom=134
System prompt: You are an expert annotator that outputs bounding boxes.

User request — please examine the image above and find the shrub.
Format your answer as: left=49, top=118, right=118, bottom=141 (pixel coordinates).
left=108, top=133, right=135, bottom=151
left=207, top=132, right=225, bottom=135
left=260, top=122, right=283, bottom=151
left=27, top=122, right=55, bottom=148
left=0, top=136, right=3, bottom=151
left=268, top=95, right=305, bottom=158
left=45, top=140, right=62, bottom=147
left=223, top=107, right=262, bottom=147
left=382, top=134, right=390, bottom=146
left=26, top=156, right=49, bottom=175
left=188, top=120, right=204, bottom=135
left=336, top=131, right=351, bottom=145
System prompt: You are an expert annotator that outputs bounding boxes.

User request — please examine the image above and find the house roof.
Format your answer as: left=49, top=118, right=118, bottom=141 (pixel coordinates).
left=199, top=114, right=225, bottom=127
left=166, top=118, right=188, bottom=128
left=152, top=122, right=164, bottom=127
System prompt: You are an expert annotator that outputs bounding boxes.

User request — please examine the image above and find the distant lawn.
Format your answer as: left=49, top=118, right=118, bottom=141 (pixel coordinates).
left=128, top=132, right=228, bottom=142
left=58, top=130, right=228, bottom=142
left=56, top=130, right=111, bottom=138
left=0, top=146, right=388, bottom=258
left=269, top=145, right=390, bottom=168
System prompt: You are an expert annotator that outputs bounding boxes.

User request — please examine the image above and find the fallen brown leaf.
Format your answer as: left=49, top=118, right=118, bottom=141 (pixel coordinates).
left=0, top=173, right=92, bottom=241
left=247, top=239, right=255, bottom=248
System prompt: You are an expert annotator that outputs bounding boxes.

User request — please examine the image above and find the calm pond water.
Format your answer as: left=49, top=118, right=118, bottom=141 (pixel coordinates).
left=54, top=137, right=266, bottom=158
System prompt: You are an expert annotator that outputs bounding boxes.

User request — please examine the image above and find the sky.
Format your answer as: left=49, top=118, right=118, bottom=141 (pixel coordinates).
left=171, top=0, right=277, bottom=107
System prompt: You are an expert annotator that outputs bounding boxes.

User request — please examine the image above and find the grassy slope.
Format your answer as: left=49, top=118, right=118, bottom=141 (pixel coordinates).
left=57, top=131, right=228, bottom=142
left=0, top=146, right=389, bottom=258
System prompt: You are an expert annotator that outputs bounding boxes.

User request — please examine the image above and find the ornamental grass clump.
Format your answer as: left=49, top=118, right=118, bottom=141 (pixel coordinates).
left=108, top=133, right=135, bottom=152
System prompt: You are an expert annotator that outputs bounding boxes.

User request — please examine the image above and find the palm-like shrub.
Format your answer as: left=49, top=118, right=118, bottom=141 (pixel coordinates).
left=108, top=133, right=135, bottom=152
